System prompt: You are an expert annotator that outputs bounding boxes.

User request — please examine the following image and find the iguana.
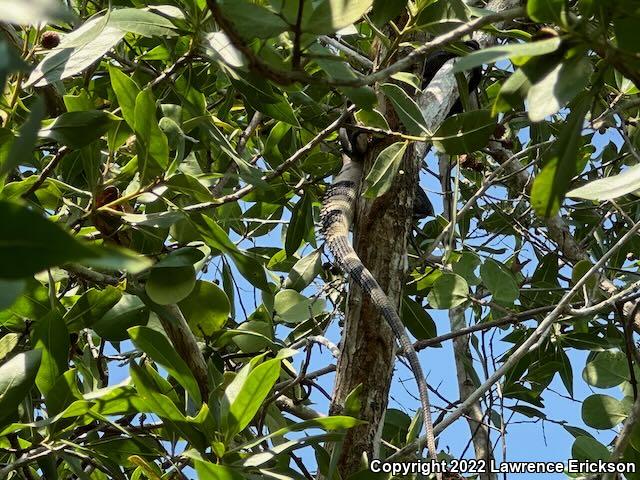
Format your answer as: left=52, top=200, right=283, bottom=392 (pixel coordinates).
left=320, top=130, right=438, bottom=463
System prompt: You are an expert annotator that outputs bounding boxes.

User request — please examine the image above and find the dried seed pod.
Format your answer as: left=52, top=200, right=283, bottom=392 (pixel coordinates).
left=41, top=31, right=60, bottom=49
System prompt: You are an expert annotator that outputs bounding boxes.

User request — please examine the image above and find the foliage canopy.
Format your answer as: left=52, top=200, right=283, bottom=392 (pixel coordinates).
left=2, top=0, right=640, bottom=478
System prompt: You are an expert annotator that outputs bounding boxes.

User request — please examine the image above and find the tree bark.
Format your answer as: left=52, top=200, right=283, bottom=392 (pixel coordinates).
left=326, top=2, right=523, bottom=476
left=439, top=153, right=495, bottom=480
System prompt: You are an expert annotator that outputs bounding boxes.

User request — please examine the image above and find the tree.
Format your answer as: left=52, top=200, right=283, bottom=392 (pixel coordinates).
left=1, top=0, right=640, bottom=478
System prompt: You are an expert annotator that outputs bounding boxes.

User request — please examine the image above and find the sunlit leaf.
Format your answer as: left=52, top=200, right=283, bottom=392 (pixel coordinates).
left=0, top=350, right=41, bottom=425
left=364, top=142, right=408, bottom=198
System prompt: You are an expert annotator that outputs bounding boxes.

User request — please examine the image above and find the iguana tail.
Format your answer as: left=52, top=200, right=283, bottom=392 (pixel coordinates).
left=320, top=153, right=438, bottom=462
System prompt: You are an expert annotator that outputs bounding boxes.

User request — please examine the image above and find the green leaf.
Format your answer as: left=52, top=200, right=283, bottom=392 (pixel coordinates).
left=229, top=250, right=270, bottom=291
left=85, top=382, right=139, bottom=416
left=492, top=67, right=529, bottom=115
left=369, top=0, right=407, bottom=26
left=401, top=296, right=436, bottom=340
left=80, top=244, right=153, bottom=274
left=557, top=348, right=574, bottom=397
left=231, top=416, right=364, bottom=452
left=0, top=0, right=72, bottom=25
left=380, top=83, right=428, bottom=135
left=232, top=320, right=274, bottom=353
left=231, top=75, right=299, bottom=127
left=25, top=17, right=126, bottom=87
left=285, top=194, right=313, bottom=256
left=452, top=38, right=562, bottom=73
left=218, top=0, right=289, bottom=39
left=582, top=351, right=628, bottom=389
left=108, top=8, right=177, bottom=37
left=128, top=326, right=202, bottom=405
left=223, top=358, right=282, bottom=439
left=571, top=259, right=597, bottom=292
left=0, top=200, right=97, bottom=279
left=283, top=249, right=322, bottom=291
left=0, top=350, right=42, bottom=425
left=0, top=333, right=20, bottom=361
left=480, top=259, right=519, bottom=304
left=135, top=88, right=169, bottom=182
left=572, top=436, right=610, bottom=462
left=414, top=0, right=468, bottom=35
left=241, top=433, right=344, bottom=467
left=614, top=17, right=640, bottom=54
left=178, top=280, right=230, bottom=337
left=39, top=110, right=120, bottom=148
left=274, top=289, right=325, bottom=324
left=0, top=280, right=51, bottom=329
left=122, top=210, right=186, bottom=229
left=304, top=0, right=373, bottom=34
left=527, top=0, right=564, bottom=23
left=527, top=55, right=592, bottom=122
left=108, top=64, right=141, bottom=129
left=355, top=109, right=390, bottom=130
left=63, top=286, right=122, bottom=332
left=194, top=214, right=270, bottom=291
left=31, top=311, right=69, bottom=396
left=427, top=273, right=469, bottom=309
left=165, top=174, right=213, bottom=203
left=45, top=368, right=82, bottom=417
left=0, top=42, right=27, bottom=93
left=129, top=361, right=207, bottom=449
left=567, top=162, right=640, bottom=201
left=90, top=294, right=149, bottom=341
left=582, top=394, right=631, bottom=430
left=531, top=97, right=589, bottom=217
left=364, top=141, right=408, bottom=198
left=0, top=279, right=26, bottom=310
left=195, top=462, right=244, bottom=480
left=1, top=97, right=45, bottom=180
left=203, top=32, right=245, bottom=68
left=432, top=110, right=497, bottom=154
left=308, top=44, right=377, bottom=109
left=145, top=265, right=196, bottom=305
left=451, top=251, right=481, bottom=286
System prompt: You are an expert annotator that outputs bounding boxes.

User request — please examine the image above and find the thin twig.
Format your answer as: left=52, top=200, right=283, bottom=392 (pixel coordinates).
left=319, top=35, right=374, bottom=68
left=22, top=146, right=68, bottom=198
left=185, top=105, right=355, bottom=212
left=210, top=111, right=263, bottom=197
left=206, top=0, right=524, bottom=87
left=391, top=217, right=640, bottom=460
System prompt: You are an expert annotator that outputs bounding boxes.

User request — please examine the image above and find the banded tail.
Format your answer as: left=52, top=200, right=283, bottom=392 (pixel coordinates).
left=320, top=151, right=438, bottom=463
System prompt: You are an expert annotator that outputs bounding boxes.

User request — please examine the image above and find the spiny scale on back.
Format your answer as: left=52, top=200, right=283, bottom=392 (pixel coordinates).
left=320, top=128, right=438, bottom=465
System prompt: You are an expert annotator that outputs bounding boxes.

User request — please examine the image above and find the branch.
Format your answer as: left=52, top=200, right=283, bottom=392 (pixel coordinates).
left=185, top=105, right=355, bottom=212
left=206, top=0, right=524, bottom=87
left=415, top=284, right=640, bottom=351
left=487, top=142, right=640, bottom=332
left=289, top=335, right=340, bottom=358
left=390, top=217, right=640, bottom=460
left=0, top=446, right=59, bottom=479
left=275, top=395, right=324, bottom=420
left=319, top=36, right=373, bottom=69
left=415, top=303, right=566, bottom=350
left=65, top=265, right=209, bottom=399
left=210, top=111, right=263, bottom=197
left=144, top=302, right=209, bottom=399
left=22, top=146, right=68, bottom=198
